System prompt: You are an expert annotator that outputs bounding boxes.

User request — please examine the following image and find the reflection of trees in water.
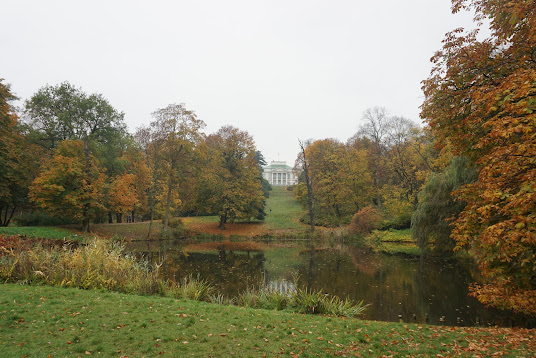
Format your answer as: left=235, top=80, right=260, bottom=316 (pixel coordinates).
left=126, top=242, right=529, bottom=326
left=295, top=246, right=500, bottom=326
left=137, top=247, right=265, bottom=297
left=174, top=251, right=265, bottom=297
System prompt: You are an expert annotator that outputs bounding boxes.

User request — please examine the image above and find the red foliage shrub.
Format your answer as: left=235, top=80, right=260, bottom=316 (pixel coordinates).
left=0, top=235, right=29, bottom=256
left=348, top=206, right=382, bottom=236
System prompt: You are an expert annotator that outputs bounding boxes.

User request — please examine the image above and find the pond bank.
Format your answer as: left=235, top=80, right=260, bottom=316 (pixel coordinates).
left=2, top=284, right=535, bottom=357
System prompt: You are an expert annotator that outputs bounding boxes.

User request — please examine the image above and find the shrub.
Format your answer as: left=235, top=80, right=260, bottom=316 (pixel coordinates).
left=348, top=206, right=382, bottom=236
left=168, top=217, right=185, bottom=230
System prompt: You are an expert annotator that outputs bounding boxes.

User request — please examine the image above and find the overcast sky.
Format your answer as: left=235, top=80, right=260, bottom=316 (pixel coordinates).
left=2, top=0, right=478, bottom=165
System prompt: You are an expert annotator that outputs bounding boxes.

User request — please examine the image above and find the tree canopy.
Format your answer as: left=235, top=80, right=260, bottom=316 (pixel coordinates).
left=421, top=0, right=536, bottom=314
left=197, top=126, right=265, bottom=229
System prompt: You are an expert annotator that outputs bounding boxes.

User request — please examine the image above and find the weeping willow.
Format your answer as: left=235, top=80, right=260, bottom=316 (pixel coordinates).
left=411, top=156, right=477, bottom=255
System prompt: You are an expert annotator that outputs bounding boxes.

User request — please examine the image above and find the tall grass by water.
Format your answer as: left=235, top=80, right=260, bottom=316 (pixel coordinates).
left=0, top=238, right=368, bottom=318
left=237, top=285, right=369, bottom=317
left=0, top=239, right=164, bottom=295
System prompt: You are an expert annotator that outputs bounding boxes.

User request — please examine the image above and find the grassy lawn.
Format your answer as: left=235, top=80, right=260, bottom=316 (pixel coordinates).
left=1, top=284, right=534, bottom=357
left=0, top=226, right=81, bottom=240
left=264, top=186, right=306, bottom=231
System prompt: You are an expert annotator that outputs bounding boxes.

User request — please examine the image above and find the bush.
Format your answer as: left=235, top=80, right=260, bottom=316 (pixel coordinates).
left=348, top=206, right=382, bottom=236
left=168, top=217, right=185, bottom=230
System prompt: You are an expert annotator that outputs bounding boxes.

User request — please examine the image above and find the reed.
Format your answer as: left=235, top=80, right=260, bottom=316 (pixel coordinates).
left=0, top=239, right=165, bottom=295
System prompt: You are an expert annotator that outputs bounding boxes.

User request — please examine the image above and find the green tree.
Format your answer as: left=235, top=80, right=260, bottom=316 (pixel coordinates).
left=24, top=82, right=125, bottom=151
left=412, top=156, right=477, bottom=254
left=256, top=151, right=272, bottom=199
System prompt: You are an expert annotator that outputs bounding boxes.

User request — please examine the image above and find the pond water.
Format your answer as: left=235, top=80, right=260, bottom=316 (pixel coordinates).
left=127, top=240, right=528, bottom=327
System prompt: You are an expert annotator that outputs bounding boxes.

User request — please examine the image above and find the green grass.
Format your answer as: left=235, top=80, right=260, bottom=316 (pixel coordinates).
left=264, top=186, right=306, bottom=230
left=365, top=229, right=421, bottom=256
left=0, top=226, right=81, bottom=240
left=1, top=284, right=534, bottom=357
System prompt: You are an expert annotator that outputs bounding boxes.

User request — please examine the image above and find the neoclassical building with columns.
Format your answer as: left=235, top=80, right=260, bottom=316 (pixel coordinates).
left=263, top=161, right=297, bottom=186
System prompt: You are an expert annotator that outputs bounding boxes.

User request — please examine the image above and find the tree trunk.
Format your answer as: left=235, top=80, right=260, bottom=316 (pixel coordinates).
left=163, top=177, right=173, bottom=231
left=218, top=214, right=227, bottom=230
left=108, top=211, right=113, bottom=223
left=0, top=206, right=16, bottom=227
left=82, top=218, right=90, bottom=233
left=82, top=135, right=92, bottom=233
left=147, top=206, right=154, bottom=240
left=116, top=213, right=122, bottom=223
left=299, top=140, right=315, bottom=231
left=375, top=175, right=382, bottom=209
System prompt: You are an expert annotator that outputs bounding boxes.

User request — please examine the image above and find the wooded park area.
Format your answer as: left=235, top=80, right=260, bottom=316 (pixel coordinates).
left=1, top=0, right=535, bottom=317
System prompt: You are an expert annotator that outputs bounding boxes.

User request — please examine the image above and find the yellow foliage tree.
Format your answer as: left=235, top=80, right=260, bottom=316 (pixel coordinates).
left=30, top=140, right=106, bottom=232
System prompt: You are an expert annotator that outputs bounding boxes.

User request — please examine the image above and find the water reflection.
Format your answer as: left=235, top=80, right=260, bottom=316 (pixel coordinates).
left=127, top=240, right=528, bottom=327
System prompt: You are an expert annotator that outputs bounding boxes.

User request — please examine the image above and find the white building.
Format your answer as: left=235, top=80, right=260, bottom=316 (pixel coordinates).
left=263, top=161, right=297, bottom=186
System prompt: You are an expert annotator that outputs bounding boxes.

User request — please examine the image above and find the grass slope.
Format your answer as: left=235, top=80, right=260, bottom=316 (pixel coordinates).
left=264, top=186, right=306, bottom=231
left=1, top=284, right=534, bottom=357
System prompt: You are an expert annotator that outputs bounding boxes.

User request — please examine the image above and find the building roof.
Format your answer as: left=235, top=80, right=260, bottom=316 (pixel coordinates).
left=264, top=161, right=293, bottom=171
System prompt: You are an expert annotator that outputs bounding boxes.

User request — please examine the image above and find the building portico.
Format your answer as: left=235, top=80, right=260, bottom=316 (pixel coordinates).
left=263, top=161, right=297, bottom=186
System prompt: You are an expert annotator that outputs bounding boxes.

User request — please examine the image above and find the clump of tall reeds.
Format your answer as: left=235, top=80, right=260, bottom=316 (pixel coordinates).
left=169, top=274, right=213, bottom=301
left=236, top=278, right=368, bottom=318
left=291, top=288, right=368, bottom=317
left=1, top=239, right=163, bottom=296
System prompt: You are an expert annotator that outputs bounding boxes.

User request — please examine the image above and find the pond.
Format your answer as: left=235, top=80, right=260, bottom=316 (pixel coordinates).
left=127, top=240, right=528, bottom=327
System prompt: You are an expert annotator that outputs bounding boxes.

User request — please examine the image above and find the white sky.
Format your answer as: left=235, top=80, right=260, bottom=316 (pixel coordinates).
left=1, top=0, right=478, bottom=165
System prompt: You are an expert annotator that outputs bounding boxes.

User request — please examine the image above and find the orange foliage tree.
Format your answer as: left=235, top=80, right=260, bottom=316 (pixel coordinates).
left=0, top=80, right=42, bottom=226
left=30, top=140, right=106, bottom=232
left=421, top=0, right=536, bottom=314
left=108, top=173, right=138, bottom=222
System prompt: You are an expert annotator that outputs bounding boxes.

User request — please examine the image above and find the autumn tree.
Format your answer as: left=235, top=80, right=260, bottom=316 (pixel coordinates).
left=24, top=82, right=128, bottom=227
left=197, top=126, right=265, bottom=230
left=421, top=0, right=536, bottom=314
left=352, top=106, right=391, bottom=208
left=30, top=140, right=106, bottom=232
left=296, top=139, right=315, bottom=231
left=0, top=80, right=41, bottom=226
left=136, top=104, right=205, bottom=234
